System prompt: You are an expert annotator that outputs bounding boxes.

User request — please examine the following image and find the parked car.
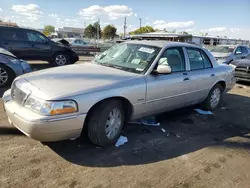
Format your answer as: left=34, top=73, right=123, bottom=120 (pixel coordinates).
left=0, top=26, right=79, bottom=66
left=3, top=41, right=235, bottom=146
left=230, top=54, right=250, bottom=82
left=0, top=47, right=31, bottom=87
left=206, top=45, right=250, bottom=64
left=65, top=38, right=88, bottom=46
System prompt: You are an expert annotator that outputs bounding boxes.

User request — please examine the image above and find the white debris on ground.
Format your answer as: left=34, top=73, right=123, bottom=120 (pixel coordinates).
left=115, top=136, right=128, bottom=147
left=128, top=116, right=160, bottom=126
left=221, top=106, right=227, bottom=110
left=194, top=109, right=213, bottom=115
left=161, top=128, right=166, bottom=133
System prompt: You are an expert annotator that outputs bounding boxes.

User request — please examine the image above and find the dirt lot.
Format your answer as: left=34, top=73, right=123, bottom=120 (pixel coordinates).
left=0, top=61, right=250, bottom=188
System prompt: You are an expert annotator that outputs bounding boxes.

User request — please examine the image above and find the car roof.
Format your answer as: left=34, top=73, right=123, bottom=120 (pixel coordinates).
left=0, top=25, right=40, bottom=33
left=124, top=40, right=200, bottom=48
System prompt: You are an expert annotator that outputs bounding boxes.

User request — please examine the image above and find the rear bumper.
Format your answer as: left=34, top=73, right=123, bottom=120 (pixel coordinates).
left=3, top=90, right=86, bottom=142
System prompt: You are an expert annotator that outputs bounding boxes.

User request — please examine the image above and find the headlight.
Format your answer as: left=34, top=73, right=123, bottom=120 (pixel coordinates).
left=24, top=96, right=78, bottom=116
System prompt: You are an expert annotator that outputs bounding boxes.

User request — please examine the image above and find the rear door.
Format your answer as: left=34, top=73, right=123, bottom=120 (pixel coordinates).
left=25, top=30, right=52, bottom=61
left=0, top=28, right=30, bottom=59
left=184, top=47, right=216, bottom=105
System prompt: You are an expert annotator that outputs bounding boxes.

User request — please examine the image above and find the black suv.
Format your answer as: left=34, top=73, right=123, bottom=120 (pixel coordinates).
left=0, top=26, right=79, bottom=66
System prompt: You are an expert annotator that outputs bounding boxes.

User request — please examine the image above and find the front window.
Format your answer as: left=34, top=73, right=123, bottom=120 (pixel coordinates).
left=207, top=46, right=235, bottom=53
left=27, top=31, right=48, bottom=43
left=94, top=43, right=160, bottom=73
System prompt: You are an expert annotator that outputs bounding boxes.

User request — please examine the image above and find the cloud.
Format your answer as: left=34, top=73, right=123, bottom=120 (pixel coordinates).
left=64, top=18, right=79, bottom=22
left=153, top=20, right=195, bottom=30
left=134, top=13, right=137, bottom=17
left=185, top=28, right=195, bottom=32
left=200, top=27, right=227, bottom=32
left=230, top=28, right=242, bottom=32
left=48, top=14, right=58, bottom=18
left=78, top=5, right=133, bottom=20
left=12, top=4, right=43, bottom=21
left=0, top=8, right=2, bottom=12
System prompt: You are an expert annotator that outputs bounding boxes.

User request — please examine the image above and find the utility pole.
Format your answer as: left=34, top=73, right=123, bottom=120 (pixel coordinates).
left=139, top=18, right=142, bottom=29
left=96, top=18, right=100, bottom=47
left=123, top=17, right=127, bottom=38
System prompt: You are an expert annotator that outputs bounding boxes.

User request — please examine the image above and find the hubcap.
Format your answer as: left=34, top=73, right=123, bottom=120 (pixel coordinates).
left=105, top=108, right=122, bottom=139
left=210, top=88, right=221, bottom=108
left=0, top=67, right=8, bottom=86
left=55, top=55, right=67, bottom=65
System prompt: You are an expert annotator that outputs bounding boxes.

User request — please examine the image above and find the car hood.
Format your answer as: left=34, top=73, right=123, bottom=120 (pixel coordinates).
left=232, top=59, right=250, bottom=67
left=210, top=52, right=231, bottom=58
left=21, top=63, right=140, bottom=99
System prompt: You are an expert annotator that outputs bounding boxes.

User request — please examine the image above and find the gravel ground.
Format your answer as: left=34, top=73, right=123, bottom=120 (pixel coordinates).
left=0, top=59, right=250, bottom=188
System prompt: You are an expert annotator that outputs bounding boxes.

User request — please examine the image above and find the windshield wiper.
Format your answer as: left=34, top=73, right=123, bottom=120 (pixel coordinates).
left=100, top=63, right=124, bottom=70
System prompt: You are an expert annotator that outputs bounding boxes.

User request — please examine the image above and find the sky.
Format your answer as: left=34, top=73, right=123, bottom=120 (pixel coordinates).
left=0, top=0, right=250, bottom=39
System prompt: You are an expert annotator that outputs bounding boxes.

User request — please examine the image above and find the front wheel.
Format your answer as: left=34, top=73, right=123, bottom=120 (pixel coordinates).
left=0, top=64, right=15, bottom=87
left=203, top=84, right=223, bottom=111
left=51, top=53, right=70, bottom=66
left=87, top=100, right=124, bottom=147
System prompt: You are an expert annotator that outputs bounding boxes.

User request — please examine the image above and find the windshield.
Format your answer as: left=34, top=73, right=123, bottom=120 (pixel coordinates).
left=206, top=46, right=236, bottom=53
left=93, top=43, right=160, bottom=74
left=0, top=48, right=16, bottom=58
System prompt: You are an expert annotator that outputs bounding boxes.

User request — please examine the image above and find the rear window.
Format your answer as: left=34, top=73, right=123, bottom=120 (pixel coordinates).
left=0, top=28, right=26, bottom=41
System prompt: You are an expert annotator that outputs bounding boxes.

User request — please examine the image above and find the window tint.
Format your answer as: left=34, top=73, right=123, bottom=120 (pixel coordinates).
left=27, top=31, right=48, bottom=43
left=241, top=47, right=248, bottom=54
left=235, top=47, right=242, bottom=54
left=74, top=40, right=80, bottom=44
left=187, top=48, right=212, bottom=70
left=0, top=29, right=25, bottom=41
left=159, top=47, right=185, bottom=72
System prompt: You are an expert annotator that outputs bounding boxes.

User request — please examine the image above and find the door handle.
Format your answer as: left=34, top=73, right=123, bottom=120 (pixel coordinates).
left=210, top=74, right=215, bottom=77
left=241, top=56, right=246, bottom=59
left=183, top=77, right=190, bottom=81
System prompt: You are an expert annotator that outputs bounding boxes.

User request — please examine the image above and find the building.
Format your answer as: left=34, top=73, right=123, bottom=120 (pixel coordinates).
left=0, top=21, right=18, bottom=27
left=130, top=32, right=250, bottom=46
left=54, top=27, right=85, bottom=38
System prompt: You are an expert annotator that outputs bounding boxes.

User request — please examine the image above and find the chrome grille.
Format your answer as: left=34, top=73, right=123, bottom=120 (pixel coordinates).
left=235, top=67, right=249, bottom=73
left=11, top=82, right=27, bottom=105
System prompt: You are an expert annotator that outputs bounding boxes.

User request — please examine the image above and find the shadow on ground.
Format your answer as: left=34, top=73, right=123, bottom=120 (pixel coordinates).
left=46, top=93, right=250, bottom=167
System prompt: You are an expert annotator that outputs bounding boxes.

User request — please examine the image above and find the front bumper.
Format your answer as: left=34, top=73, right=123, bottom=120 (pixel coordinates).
left=235, top=70, right=250, bottom=82
left=3, top=90, right=86, bottom=142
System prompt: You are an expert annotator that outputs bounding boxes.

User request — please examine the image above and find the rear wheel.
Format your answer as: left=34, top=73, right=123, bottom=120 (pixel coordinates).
left=87, top=100, right=124, bottom=146
left=202, top=84, right=223, bottom=111
left=51, top=53, right=70, bottom=66
left=0, top=64, right=15, bottom=87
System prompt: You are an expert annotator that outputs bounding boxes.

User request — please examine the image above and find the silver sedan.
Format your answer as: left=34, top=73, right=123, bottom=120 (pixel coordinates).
left=3, top=41, right=235, bottom=146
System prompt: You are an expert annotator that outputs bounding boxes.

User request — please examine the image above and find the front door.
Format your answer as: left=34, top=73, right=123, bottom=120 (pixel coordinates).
left=25, top=30, right=52, bottom=61
left=145, top=47, right=190, bottom=116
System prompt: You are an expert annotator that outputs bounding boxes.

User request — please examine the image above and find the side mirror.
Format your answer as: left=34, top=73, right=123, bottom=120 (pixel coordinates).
left=155, top=65, right=172, bottom=74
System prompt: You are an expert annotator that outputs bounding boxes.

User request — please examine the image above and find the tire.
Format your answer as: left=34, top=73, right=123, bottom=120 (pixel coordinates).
left=0, top=64, right=15, bottom=88
left=88, top=100, right=124, bottom=147
left=202, top=84, right=223, bottom=111
left=51, top=53, right=70, bottom=66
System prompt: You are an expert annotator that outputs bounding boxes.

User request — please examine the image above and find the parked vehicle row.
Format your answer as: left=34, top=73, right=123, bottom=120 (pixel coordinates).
left=0, top=47, right=31, bottom=87
left=0, top=26, right=79, bottom=66
left=206, top=45, right=250, bottom=64
left=3, top=41, right=235, bottom=146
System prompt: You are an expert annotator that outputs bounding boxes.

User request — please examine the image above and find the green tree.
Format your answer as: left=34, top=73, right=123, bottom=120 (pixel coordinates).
left=102, top=25, right=117, bottom=39
left=129, top=26, right=155, bottom=35
left=84, top=22, right=102, bottom=39
left=43, top=25, right=55, bottom=36
left=84, top=24, right=96, bottom=38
